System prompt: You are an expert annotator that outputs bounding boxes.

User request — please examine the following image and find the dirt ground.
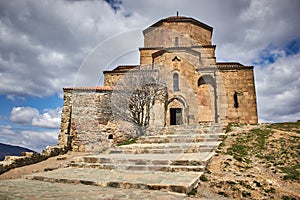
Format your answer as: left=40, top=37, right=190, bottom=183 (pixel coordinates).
left=196, top=124, right=300, bottom=200
left=1, top=123, right=299, bottom=200
left=0, top=152, right=89, bottom=180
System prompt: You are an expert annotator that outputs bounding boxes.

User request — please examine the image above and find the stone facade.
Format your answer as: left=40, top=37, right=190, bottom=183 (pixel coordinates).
left=58, top=16, right=258, bottom=152
left=58, top=87, right=132, bottom=152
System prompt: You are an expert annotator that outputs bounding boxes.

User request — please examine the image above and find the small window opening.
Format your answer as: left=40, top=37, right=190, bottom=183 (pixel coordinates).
left=173, top=73, right=179, bottom=91
left=234, top=91, right=239, bottom=108
left=108, top=134, right=113, bottom=139
left=175, top=37, right=179, bottom=47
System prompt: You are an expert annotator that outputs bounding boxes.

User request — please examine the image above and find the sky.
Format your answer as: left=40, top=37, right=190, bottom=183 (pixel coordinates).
left=0, top=0, right=299, bottom=152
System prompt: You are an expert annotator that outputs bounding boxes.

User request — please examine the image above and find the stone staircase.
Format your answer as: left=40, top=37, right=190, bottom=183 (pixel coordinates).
left=25, top=124, right=225, bottom=194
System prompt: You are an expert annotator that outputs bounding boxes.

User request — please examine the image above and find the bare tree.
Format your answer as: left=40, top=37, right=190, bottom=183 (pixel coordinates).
left=111, top=67, right=167, bottom=137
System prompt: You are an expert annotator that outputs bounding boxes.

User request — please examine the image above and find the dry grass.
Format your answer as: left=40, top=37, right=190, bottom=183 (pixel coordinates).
left=197, top=122, right=300, bottom=200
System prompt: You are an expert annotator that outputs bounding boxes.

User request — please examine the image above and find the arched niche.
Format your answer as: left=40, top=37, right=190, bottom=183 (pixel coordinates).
left=198, top=74, right=218, bottom=123
left=166, top=96, right=188, bottom=126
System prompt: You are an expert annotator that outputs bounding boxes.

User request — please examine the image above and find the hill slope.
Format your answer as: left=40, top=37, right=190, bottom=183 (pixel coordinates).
left=0, top=143, right=35, bottom=161
left=197, top=122, right=300, bottom=199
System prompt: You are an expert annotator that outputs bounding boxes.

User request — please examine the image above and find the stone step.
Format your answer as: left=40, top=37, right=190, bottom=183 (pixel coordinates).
left=72, top=152, right=213, bottom=167
left=137, top=133, right=224, bottom=144
left=109, top=146, right=217, bottom=154
left=152, top=129, right=224, bottom=135
left=146, top=125, right=224, bottom=135
left=24, top=167, right=202, bottom=194
left=116, top=141, right=221, bottom=153
left=110, top=141, right=221, bottom=154
left=69, top=162, right=206, bottom=172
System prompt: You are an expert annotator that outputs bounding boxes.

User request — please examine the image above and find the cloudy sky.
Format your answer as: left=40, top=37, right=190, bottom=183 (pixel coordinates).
left=0, top=0, right=299, bottom=152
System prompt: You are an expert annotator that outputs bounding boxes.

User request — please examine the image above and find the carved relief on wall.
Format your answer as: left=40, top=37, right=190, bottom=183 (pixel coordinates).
left=172, top=56, right=181, bottom=71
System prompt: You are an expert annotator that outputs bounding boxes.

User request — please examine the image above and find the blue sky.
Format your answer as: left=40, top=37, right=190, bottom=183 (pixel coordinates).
left=0, top=0, right=300, bottom=151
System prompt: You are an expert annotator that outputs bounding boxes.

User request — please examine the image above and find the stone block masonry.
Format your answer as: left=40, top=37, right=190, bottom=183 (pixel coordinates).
left=58, top=15, right=258, bottom=152
left=59, top=87, right=132, bottom=152
left=218, top=64, right=258, bottom=124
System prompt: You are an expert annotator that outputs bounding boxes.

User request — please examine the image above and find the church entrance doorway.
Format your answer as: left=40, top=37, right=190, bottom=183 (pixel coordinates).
left=170, top=108, right=183, bottom=125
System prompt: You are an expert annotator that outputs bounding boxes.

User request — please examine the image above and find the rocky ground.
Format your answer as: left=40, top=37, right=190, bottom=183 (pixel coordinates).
left=0, top=152, right=89, bottom=180
left=196, top=122, right=300, bottom=200
left=0, top=123, right=299, bottom=199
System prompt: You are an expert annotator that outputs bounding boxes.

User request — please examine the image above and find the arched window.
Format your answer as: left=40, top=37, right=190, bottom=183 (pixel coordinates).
left=175, top=37, right=179, bottom=47
left=173, top=73, right=179, bottom=91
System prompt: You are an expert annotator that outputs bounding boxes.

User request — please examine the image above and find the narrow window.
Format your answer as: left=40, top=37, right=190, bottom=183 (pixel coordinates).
left=234, top=91, right=239, bottom=108
left=173, top=73, right=179, bottom=91
left=175, top=37, right=179, bottom=47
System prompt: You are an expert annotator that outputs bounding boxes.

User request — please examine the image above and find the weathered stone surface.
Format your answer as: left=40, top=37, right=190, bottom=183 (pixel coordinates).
left=0, top=145, right=68, bottom=175
left=58, top=15, right=257, bottom=154
left=0, top=179, right=192, bottom=200
left=24, top=168, right=203, bottom=194
left=58, top=89, right=132, bottom=152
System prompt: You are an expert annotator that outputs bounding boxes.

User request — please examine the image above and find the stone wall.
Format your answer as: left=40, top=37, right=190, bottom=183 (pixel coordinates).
left=0, top=145, right=68, bottom=175
left=219, top=68, right=258, bottom=124
left=58, top=88, right=132, bottom=153
left=103, top=73, right=123, bottom=86
left=144, top=18, right=212, bottom=47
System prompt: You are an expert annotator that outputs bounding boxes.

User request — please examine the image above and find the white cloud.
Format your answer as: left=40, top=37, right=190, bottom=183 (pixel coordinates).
left=0, top=125, right=15, bottom=135
left=256, top=53, right=300, bottom=122
left=10, top=106, right=62, bottom=129
left=20, top=130, right=58, bottom=150
left=32, top=108, right=62, bottom=129
left=1, top=0, right=300, bottom=124
left=10, top=106, right=39, bottom=125
left=21, top=130, right=57, bottom=141
left=0, top=0, right=145, bottom=98
left=0, top=128, right=59, bottom=152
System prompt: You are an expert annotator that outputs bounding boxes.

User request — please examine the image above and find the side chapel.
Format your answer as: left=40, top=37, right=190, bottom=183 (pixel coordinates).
left=58, top=16, right=258, bottom=152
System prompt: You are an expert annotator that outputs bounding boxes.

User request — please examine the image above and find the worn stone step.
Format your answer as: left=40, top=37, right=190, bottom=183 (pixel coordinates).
left=145, top=124, right=224, bottom=135
left=69, top=162, right=206, bottom=172
left=111, top=141, right=221, bottom=154
left=153, top=129, right=224, bottom=136
left=118, top=141, right=221, bottom=151
left=109, top=146, right=217, bottom=154
left=72, top=152, right=213, bottom=167
left=154, top=129, right=206, bottom=135
left=24, top=167, right=202, bottom=194
left=137, top=133, right=224, bottom=144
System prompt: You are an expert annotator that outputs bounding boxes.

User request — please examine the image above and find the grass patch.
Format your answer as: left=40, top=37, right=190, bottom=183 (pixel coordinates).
left=242, top=191, right=251, bottom=197
left=188, top=188, right=197, bottom=196
left=225, top=123, right=241, bottom=133
left=250, top=128, right=272, bottom=151
left=116, top=137, right=137, bottom=146
left=217, top=191, right=229, bottom=197
left=227, top=128, right=273, bottom=165
left=282, top=196, right=297, bottom=200
left=268, top=122, right=300, bottom=132
left=279, top=164, right=300, bottom=180
left=225, top=123, right=233, bottom=133
left=200, top=174, right=208, bottom=181
left=264, top=187, right=276, bottom=193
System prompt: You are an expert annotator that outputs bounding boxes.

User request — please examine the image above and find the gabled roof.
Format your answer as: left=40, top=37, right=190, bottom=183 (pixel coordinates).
left=216, top=62, right=253, bottom=70
left=103, top=65, right=139, bottom=74
left=143, top=16, right=213, bottom=35
left=63, top=86, right=114, bottom=91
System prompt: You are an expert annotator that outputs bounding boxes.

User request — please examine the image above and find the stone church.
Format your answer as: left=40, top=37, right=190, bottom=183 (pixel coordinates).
left=58, top=16, right=258, bottom=152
